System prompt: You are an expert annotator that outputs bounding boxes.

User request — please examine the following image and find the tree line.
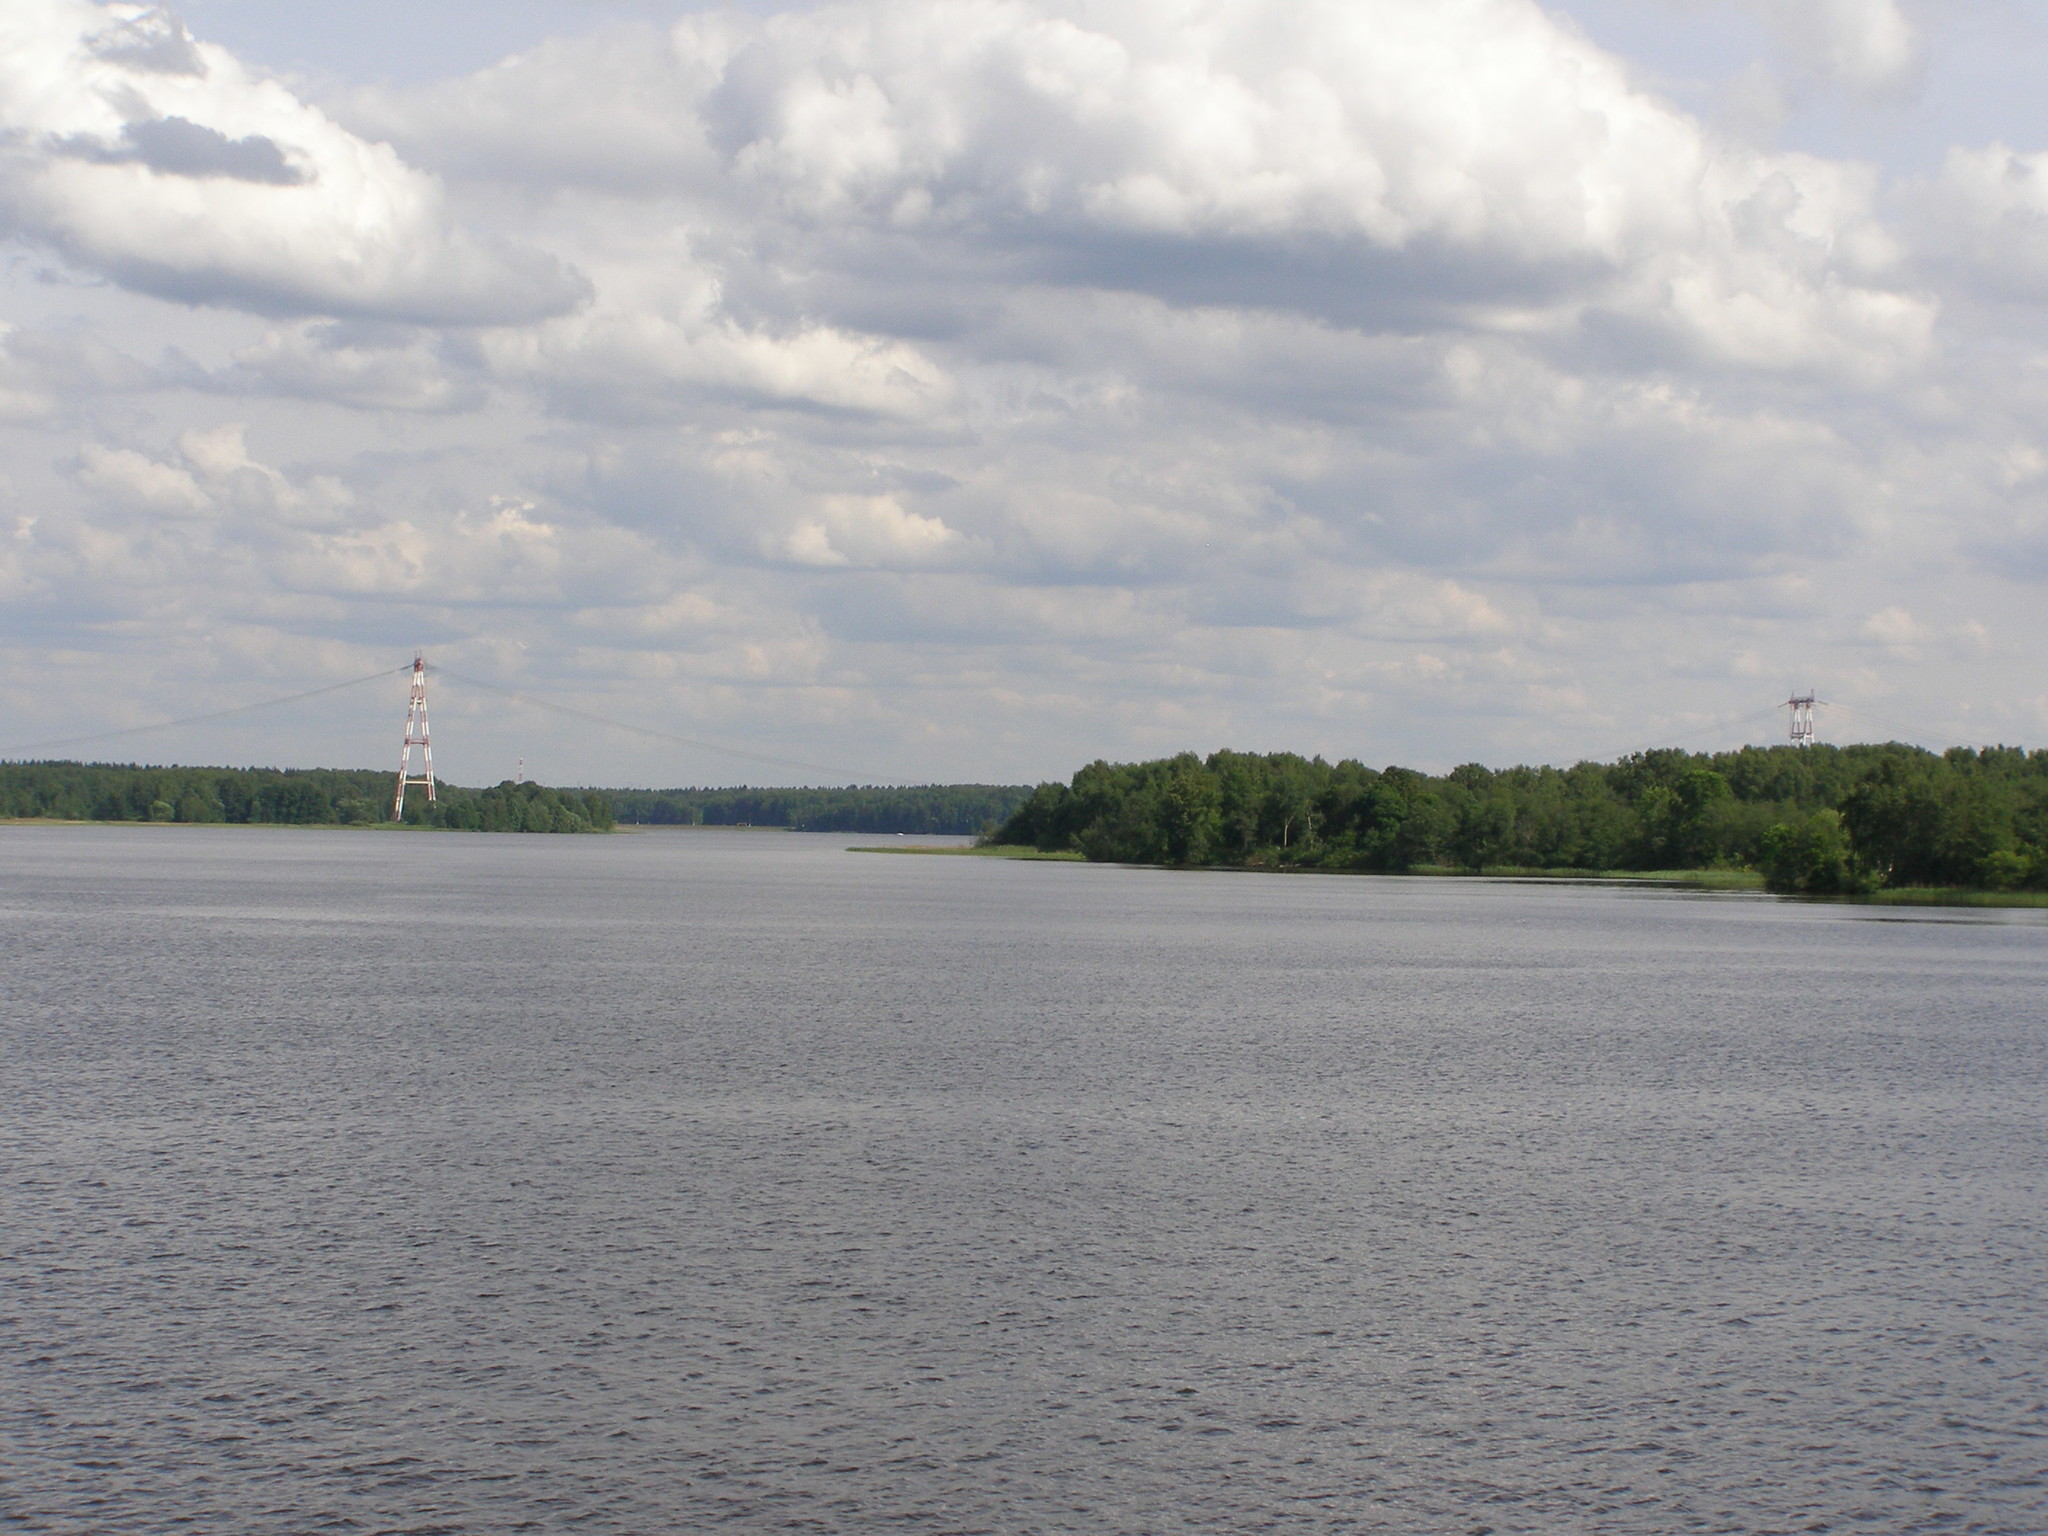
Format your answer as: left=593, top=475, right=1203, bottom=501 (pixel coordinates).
left=607, top=784, right=1029, bottom=834
left=987, top=743, right=2048, bottom=893
left=0, top=763, right=1026, bottom=836
left=0, top=762, right=615, bottom=833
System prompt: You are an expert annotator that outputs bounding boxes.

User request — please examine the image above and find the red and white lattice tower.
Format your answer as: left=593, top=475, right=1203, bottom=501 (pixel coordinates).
left=393, top=652, right=436, bottom=819
left=1785, top=692, right=1817, bottom=748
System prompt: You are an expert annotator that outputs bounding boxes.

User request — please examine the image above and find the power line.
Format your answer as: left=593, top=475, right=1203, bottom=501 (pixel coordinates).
left=0, top=666, right=410, bottom=760
left=1579, top=701, right=1787, bottom=764
left=431, top=666, right=887, bottom=784
left=1815, top=698, right=1958, bottom=748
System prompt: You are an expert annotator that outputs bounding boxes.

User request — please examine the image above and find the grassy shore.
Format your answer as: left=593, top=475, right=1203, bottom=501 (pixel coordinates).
left=1406, top=864, right=1765, bottom=889
left=864, top=847, right=2048, bottom=908
left=0, top=816, right=608, bottom=834
left=850, top=843, right=1087, bottom=860
left=1851, top=887, right=2048, bottom=908
left=854, top=846, right=1761, bottom=881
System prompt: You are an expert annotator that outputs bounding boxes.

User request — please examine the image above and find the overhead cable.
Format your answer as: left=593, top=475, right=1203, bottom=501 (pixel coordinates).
left=0, top=666, right=411, bottom=760
left=431, top=666, right=888, bottom=785
left=1814, top=698, right=1960, bottom=749
left=1580, top=701, right=1787, bottom=765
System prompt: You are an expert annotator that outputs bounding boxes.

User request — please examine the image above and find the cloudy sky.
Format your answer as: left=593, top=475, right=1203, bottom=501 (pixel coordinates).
left=4, top=0, right=2047, bottom=786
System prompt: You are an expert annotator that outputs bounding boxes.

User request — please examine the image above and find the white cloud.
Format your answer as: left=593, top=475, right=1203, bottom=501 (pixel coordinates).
left=6, top=0, right=2048, bottom=778
left=0, top=1, right=587, bottom=321
left=360, top=0, right=1925, bottom=373
left=485, top=257, right=953, bottom=418
left=74, top=422, right=353, bottom=522
left=74, top=441, right=209, bottom=512
left=1908, top=143, right=2048, bottom=302
left=768, top=494, right=966, bottom=568
left=1744, top=0, right=1919, bottom=94
left=217, top=322, right=487, bottom=412
left=1862, top=604, right=1922, bottom=650
left=0, top=319, right=155, bottom=421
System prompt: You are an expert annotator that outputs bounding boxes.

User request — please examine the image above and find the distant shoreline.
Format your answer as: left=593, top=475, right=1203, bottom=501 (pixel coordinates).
left=1, top=763, right=1019, bottom=838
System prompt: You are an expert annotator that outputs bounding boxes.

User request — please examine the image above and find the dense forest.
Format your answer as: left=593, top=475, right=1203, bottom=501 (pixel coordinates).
left=0, top=762, right=1021, bottom=836
left=988, top=744, right=2048, bottom=893
left=0, top=762, right=615, bottom=832
left=606, top=784, right=1029, bottom=834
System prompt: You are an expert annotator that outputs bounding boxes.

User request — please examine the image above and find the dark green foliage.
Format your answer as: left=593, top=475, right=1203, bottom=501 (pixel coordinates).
left=988, top=742, right=2048, bottom=891
left=0, top=764, right=1015, bottom=837
left=0, top=762, right=613, bottom=833
left=418, top=780, right=617, bottom=834
left=606, top=784, right=1029, bottom=836
left=1835, top=750, right=2032, bottom=888
left=1759, top=809, right=1856, bottom=894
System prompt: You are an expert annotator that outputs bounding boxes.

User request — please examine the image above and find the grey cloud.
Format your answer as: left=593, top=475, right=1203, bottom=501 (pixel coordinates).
left=9, top=0, right=2048, bottom=779
left=729, top=220, right=1617, bottom=348
left=86, top=7, right=205, bottom=77
left=0, top=4, right=590, bottom=327
left=1902, top=145, right=2048, bottom=305
left=61, top=117, right=307, bottom=185
left=208, top=321, right=489, bottom=411
left=357, top=1, right=1923, bottom=380
left=0, top=322, right=160, bottom=422
left=1744, top=0, right=1920, bottom=96
left=74, top=236, right=589, bottom=325
left=124, top=117, right=304, bottom=185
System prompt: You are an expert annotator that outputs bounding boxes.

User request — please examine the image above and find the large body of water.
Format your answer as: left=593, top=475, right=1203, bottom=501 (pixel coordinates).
left=3, top=825, right=2045, bottom=1534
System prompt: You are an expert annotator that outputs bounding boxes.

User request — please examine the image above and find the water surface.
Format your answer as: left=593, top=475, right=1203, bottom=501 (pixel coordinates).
left=3, top=826, right=2045, bottom=1533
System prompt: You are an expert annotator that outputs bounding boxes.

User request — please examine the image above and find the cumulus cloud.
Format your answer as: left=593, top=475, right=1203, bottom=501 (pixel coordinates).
left=0, top=1, right=587, bottom=321
left=76, top=422, right=353, bottom=522
left=75, top=440, right=211, bottom=513
left=769, top=493, right=967, bottom=568
left=486, top=263, right=954, bottom=419
left=215, top=322, right=488, bottom=412
left=1743, top=0, right=1920, bottom=95
left=8, top=0, right=2048, bottom=773
left=0, top=320, right=155, bottom=421
left=68, top=114, right=308, bottom=185
left=360, top=0, right=1926, bottom=375
left=1906, top=144, right=2048, bottom=303
left=46, top=425, right=675, bottom=625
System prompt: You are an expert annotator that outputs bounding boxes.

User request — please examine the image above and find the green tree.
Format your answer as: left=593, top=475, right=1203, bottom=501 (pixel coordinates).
left=1760, top=809, right=1853, bottom=894
left=1669, top=768, right=1734, bottom=866
left=1159, top=756, right=1221, bottom=864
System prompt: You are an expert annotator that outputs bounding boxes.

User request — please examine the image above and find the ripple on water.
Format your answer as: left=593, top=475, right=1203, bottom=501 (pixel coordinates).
left=3, top=826, right=2046, bottom=1534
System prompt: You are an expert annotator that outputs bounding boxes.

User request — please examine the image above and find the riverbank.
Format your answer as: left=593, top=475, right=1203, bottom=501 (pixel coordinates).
left=0, top=815, right=612, bottom=834
left=850, top=843, right=1086, bottom=860
left=881, top=845, right=1760, bottom=883
left=876, top=845, right=2048, bottom=907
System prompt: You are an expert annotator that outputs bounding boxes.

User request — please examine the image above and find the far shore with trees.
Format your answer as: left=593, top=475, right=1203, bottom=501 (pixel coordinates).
left=0, top=763, right=1022, bottom=836
left=14, top=746, right=2048, bottom=900
left=0, top=763, right=615, bottom=833
left=609, top=783, right=1025, bottom=834
left=983, top=743, right=2048, bottom=901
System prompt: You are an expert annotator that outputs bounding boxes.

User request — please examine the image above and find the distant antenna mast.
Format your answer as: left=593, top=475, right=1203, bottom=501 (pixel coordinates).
left=393, top=652, right=436, bottom=819
left=1785, top=691, right=1817, bottom=748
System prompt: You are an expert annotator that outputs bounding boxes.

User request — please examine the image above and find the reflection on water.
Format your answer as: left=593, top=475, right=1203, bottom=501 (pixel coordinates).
left=4, top=826, right=2045, bottom=1533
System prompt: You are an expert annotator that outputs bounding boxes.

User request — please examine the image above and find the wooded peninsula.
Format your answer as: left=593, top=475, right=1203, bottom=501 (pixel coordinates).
left=987, top=744, right=2048, bottom=895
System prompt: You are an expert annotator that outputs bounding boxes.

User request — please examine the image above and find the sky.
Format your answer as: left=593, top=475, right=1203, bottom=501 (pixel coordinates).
left=4, top=0, right=2048, bottom=787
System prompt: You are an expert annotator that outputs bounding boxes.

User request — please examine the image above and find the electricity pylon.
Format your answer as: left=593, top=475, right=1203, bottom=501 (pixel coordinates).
left=1785, top=692, right=1816, bottom=747
left=393, top=652, right=436, bottom=819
